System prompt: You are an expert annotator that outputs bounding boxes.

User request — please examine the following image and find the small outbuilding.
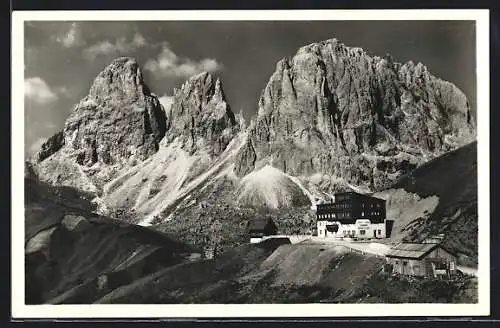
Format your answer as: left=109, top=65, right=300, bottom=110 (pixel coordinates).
left=248, top=218, right=278, bottom=243
left=385, top=242, right=457, bottom=277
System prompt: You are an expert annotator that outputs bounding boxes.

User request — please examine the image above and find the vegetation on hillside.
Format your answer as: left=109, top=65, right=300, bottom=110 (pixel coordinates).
left=392, top=141, right=478, bottom=264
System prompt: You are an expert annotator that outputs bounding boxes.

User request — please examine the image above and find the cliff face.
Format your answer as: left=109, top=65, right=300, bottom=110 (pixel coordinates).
left=164, top=72, right=239, bottom=156
left=34, top=58, right=239, bottom=199
left=234, top=39, right=475, bottom=191
left=31, top=38, right=476, bottom=219
left=38, top=57, right=167, bottom=168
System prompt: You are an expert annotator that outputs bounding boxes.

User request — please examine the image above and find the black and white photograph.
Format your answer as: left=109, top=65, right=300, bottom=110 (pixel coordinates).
left=12, top=9, right=490, bottom=318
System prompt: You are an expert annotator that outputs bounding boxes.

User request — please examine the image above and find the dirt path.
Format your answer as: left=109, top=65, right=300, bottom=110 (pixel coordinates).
left=263, top=235, right=391, bottom=257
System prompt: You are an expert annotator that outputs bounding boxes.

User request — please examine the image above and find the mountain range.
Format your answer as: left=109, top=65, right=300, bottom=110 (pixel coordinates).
left=27, top=37, right=478, bottom=277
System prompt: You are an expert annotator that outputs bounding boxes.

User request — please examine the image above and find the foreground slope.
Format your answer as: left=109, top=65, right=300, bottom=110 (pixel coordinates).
left=25, top=163, right=193, bottom=304
left=375, top=141, right=477, bottom=265
left=95, top=241, right=476, bottom=304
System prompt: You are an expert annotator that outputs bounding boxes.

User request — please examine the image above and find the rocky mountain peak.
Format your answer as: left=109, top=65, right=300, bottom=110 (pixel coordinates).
left=235, top=37, right=476, bottom=192
left=165, top=72, right=238, bottom=156
left=87, top=57, right=149, bottom=106
left=35, top=57, right=166, bottom=186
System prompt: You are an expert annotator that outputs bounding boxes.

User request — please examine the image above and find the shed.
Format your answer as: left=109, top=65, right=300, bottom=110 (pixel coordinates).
left=248, top=218, right=278, bottom=240
left=385, top=242, right=457, bottom=277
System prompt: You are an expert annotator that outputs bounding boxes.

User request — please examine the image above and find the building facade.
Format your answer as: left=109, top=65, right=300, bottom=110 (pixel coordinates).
left=385, top=242, right=457, bottom=277
left=316, top=192, right=387, bottom=239
left=248, top=218, right=278, bottom=243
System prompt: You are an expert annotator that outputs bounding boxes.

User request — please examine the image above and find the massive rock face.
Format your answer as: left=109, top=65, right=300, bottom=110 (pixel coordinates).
left=32, top=57, right=242, bottom=218
left=63, top=57, right=166, bottom=166
left=164, top=72, right=239, bottom=156
left=33, top=58, right=166, bottom=193
left=36, top=57, right=166, bottom=169
left=31, top=38, right=476, bottom=224
left=234, top=39, right=475, bottom=191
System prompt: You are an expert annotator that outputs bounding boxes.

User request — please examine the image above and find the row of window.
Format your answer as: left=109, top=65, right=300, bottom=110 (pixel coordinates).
left=362, top=203, right=382, bottom=208
left=318, top=213, right=336, bottom=219
left=361, top=211, right=382, bottom=216
left=318, top=229, right=384, bottom=236
left=317, top=211, right=382, bottom=219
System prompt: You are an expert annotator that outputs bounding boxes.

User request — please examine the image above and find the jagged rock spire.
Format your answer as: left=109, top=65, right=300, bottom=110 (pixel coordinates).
left=36, top=57, right=167, bottom=167
left=165, top=72, right=238, bottom=156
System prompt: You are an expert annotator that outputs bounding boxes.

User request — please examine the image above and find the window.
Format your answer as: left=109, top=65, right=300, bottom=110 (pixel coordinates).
left=360, top=230, right=365, bottom=235
left=403, top=261, right=408, bottom=266
left=378, top=230, right=381, bottom=235
left=361, top=212, right=364, bottom=216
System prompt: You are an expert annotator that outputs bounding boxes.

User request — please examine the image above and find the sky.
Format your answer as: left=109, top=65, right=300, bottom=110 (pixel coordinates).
left=24, top=20, right=476, bottom=156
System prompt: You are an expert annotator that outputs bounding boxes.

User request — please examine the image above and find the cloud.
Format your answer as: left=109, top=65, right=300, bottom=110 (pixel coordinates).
left=56, top=22, right=85, bottom=48
left=158, top=95, right=175, bottom=113
left=83, top=33, right=148, bottom=60
left=54, top=86, right=72, bottom=98
left=144, top=43, right=223, bottom=78
left=24, top=77, right=58, bottom=104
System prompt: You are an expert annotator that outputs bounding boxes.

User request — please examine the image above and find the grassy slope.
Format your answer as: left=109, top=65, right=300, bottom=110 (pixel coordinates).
left=95, top=241, right=475, bottom=304
left=391, top=141, right=478, bottom=264
left=25, top=167, right=193, bottom=304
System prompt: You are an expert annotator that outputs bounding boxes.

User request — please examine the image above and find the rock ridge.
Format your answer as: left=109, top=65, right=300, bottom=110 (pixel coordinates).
left=234, top=38, right=476, bottom=192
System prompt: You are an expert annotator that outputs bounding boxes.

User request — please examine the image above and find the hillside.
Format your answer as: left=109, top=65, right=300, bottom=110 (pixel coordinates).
left=25, top=161, right=477, bottom=304
left=375, top=141, right=477, bottom=265
left=25, top=164, right=194, bottom=304
left=95, top=241, right=476, bottom=304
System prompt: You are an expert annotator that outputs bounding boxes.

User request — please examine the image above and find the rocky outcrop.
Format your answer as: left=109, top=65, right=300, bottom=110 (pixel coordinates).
left=37, top=57, right=166, bottom=168
left=34, top=131, right=64, bottom=162
left=234, top=39, right=476, bottom=191
left=164, top=72, right=239, bottom=156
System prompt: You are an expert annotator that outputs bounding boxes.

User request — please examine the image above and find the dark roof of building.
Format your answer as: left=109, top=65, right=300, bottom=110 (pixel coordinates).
left=386, top=242, right=446, bottom=259
left=248, top=218, right=276, bottom=231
